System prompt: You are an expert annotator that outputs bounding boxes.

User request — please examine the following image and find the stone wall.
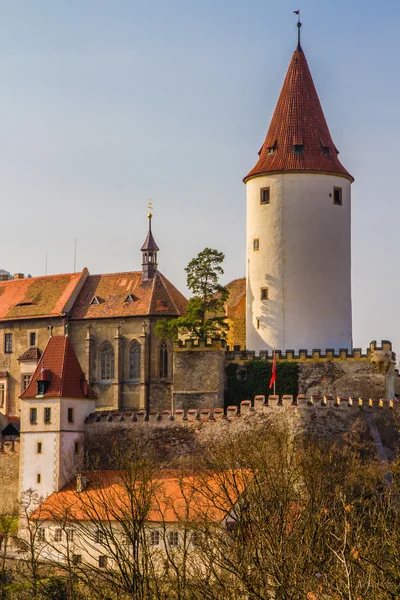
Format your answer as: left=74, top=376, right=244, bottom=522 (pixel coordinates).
left=172, top=340, right=225, bottom=410
left=0, top=442, right=20, bottom=512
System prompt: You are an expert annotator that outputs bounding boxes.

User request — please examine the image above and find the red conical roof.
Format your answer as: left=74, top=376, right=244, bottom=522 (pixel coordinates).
left=244, top=45, right=353, bottom=182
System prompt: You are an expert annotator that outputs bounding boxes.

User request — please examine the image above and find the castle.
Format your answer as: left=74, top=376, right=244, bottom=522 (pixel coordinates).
left=0, top=26, right=396, bottom=514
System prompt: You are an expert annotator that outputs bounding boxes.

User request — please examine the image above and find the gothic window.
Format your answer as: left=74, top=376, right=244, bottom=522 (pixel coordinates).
left=100, top=343, right=114, bottom=380
left=159, top=341, right=169, bottom=379
left=129, top=341, right=141, bottom=379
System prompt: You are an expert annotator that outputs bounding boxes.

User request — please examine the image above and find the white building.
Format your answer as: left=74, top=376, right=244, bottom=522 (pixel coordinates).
left=244, top=32, right=354, bottom=353
left=19, top=335, right=96, bottom=501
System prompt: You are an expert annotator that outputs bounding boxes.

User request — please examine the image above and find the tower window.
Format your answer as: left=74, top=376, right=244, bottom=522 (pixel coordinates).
left=37, top=442, right=42, bottom=454
left=260, top=288, right=268, bottom=301
left=257, top=318, right=260, bottom=330
left=29, top=332, right=36, bottom=346
left=37, top=473, right=41, bottom=484
left=30, top=407, right=37, bottom=424
left=260, top=188, right=270, bottom=205
left=74, top=441, right=80, bottom=454
left=44, top=407, right=51, bottom=424
left=253, top=239, right=259, bottom=251
left=68, top=408, right=74, bottom=423
left=333, top=187, right=343, bottom=205
left=4, top=334, right=12, bottom=354
left=293, top=144, right=304, bottom=153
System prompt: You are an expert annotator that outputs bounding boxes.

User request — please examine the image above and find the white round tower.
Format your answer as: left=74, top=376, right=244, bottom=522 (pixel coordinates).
left=244, top=35, right=353, bottom=353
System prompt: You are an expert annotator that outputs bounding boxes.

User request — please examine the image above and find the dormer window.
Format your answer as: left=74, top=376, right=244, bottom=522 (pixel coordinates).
left=320, top=140, right=330, bottom=156
left=90, top=296, right=101, bottom=305
left=267, top=139, right=277, bottom=155
left=124, top=294, right=136, bottom=303
left=37, top=380, right=49, bottom=396
left=293, top=144, right=304, bottom=154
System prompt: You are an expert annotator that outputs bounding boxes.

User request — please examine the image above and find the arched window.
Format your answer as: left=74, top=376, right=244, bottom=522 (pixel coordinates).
left=129, top=341, right=141, bottom=379
left=100, top=343, right=114, bottom=380
left=159, top=341, right=169, bottom=379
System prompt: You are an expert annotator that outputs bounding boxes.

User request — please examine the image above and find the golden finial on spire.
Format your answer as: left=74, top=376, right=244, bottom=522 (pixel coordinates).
left=148, top=198, right=153, bottom=219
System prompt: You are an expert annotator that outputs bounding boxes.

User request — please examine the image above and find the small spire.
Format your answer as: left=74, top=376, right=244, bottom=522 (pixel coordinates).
left=148, top=198, right=153, bottom=231
left=293, top=10, right=302, bottom=49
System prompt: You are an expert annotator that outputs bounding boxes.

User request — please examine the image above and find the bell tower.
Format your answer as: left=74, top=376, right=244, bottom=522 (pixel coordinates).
left=244, top=21, right=354, bottom=352
left=141, top=201, right=159, bottom=281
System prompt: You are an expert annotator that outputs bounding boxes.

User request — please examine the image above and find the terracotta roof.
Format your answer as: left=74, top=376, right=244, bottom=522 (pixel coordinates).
left=20, top=336, right=97, bottom=400
left=18, top=347, right=42, bottom=362
left=244, top=45, right=353, bottom=182
left=71, top=272, right=187, bottom=320
left=0, top=269, right=88, bottom=321
left=34, top=470, right=246, bottom=523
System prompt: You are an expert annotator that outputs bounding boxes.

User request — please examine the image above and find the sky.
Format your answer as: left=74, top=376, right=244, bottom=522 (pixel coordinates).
left=0, top=0, right=399, bottom=354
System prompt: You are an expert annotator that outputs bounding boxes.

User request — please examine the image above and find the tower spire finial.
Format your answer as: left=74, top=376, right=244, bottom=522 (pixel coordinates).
left=147, top=198, right=153, bottom=231
left=293, top=10, right=301, bottom=49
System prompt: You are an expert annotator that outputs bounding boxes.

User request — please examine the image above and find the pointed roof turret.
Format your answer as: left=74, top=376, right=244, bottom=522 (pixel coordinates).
left=244, top=38, right=353, bottom=183
left=141, top=201, right=159, bottom=281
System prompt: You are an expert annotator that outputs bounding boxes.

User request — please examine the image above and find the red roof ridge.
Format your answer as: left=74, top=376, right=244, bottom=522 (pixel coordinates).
left=244, top=45, right=353, bottom=182
left=158, top=272, right=179, bottom=314
left=0, top=268, right=87, bottom=285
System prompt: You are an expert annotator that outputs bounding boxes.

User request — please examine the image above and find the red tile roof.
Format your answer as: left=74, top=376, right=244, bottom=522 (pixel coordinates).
left=20, top=336, right=97, bottom=400
left=34, top=469, right=246, bottom=523
left=18, top=347, right=42, bottom=362
left=71, top=271, right=187, bottom=320
left=0, top=269, right=88, bottom=321
left=244, top=45, right=353, bottom=182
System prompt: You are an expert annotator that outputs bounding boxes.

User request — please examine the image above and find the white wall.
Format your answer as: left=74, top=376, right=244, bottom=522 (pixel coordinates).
left=246, top=173, right=352, bottom=352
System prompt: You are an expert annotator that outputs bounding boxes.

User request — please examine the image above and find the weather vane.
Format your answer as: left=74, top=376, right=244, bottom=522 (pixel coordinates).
left=148, top=198, right=153, bottom=218
left=293, top=10, right=302, bottom=47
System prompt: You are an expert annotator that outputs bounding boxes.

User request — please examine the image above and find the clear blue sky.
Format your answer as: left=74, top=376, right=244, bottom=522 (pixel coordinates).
left=0, top=0, right=399, bottom=354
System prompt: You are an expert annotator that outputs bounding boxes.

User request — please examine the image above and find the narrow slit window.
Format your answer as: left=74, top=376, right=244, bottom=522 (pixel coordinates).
left=253, top=239, right=259, bottom=251
left=260, top=288, right=268, bottom=301
left=260, top=188, right=270, bottom=205
left=333, top=187, right=343, bottom=205
left=37, top=442, right=42, bottom=454
left=37, top=473, right=41, bottom=484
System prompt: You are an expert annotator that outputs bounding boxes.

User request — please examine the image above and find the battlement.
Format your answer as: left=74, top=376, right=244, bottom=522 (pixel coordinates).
left=174, top=339, right=227, bottom=352
left=84, top=393, right=399, bottom=427
left=226, top=340, right=395, bottom=363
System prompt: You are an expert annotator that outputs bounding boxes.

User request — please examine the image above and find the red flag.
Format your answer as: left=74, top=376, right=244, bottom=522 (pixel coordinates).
left=269, top=350, right=276, bottom=389
left=293, top=10, right=300, bottom=15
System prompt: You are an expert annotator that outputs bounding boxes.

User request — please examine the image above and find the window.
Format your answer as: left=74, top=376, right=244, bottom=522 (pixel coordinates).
left=260, top=288, right=269, bottom=301
left=68, top=408, right=74, bottom=423
left=236, top=368, right=247, bottom=381
left=159, top=341, right=169, bottom=379
left=96, top=530, right=104, bottom=544
left=320, top=142, right=330, bottom=156
left=30, top=407, right=37, bottom=424
left=37, top=380, right=49, bottom=396
left=37, top=528, right=46, bottom=543
left=333, top=187, right=343, bottom=205
left=253, top=238, right=259, bottom=251
left=74, top=441, right=79, bottom=454
left=149, top=530, right=160, bottom=546
left=129, top=341, right=141, bottom=379
left=0, top=384, right=4, bottom=407
left=260, top=187, right=270, bottom=205
left=98, top=556, right=107, bottom=569
left=37, top=442, right=42, bottom=454
left=21, top=374, right=32, bottom=392
left=37, top=473, right=41, bottom=484
left=67, top=529, right=75, bottom=542
left=4, top=334, right=12, bottom=354
left=168, top=531, right=179, bottom=547
left=54, top=529, right=62, bottom=542
left=256, top=318, right=260, bottom=330
left=29, top=332, right=36, bottom=346
left=72, top=554, right=82, bottom=565
left=191, top=532, right=202, bottom=547
left=100, top=343, right=114, bottom=380
left=44, top=407, right=51, bottom=424
left=293, top=144, right=304, bottom=153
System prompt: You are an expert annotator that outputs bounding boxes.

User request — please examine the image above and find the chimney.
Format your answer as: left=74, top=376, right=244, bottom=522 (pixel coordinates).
left=13, top=273, right=24, bottom=280
left=76, top=473, right=87, bottom=493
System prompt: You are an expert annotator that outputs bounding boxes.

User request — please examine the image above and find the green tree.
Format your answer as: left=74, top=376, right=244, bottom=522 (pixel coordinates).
left=156, top=248, right=229, bottom=341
